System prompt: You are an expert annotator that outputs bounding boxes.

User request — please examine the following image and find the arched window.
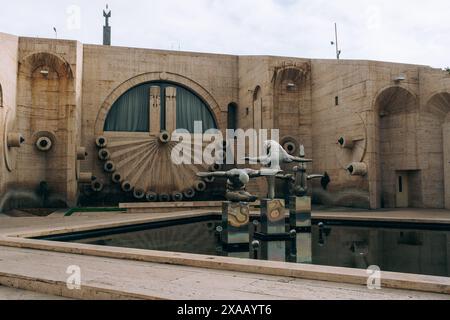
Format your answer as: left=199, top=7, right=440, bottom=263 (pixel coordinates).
left=227, top=102, right=238, bottom=130
left=104, top=82, right=217, bottom=133
left=253, top=86, right=262, bottom=130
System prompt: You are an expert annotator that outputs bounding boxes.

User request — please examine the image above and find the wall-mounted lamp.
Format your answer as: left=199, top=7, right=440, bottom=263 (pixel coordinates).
left=393, top=75, right=406, bottom=83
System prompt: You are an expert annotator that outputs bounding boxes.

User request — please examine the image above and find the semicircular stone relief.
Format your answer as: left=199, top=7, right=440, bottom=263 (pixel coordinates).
left=95, top=134, right=214, bottom=200
left=335, top=112, right=368, bottom=169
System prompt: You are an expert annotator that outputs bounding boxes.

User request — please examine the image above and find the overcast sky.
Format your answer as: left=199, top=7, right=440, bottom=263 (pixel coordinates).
left=0, top=0, right=448, bottom=68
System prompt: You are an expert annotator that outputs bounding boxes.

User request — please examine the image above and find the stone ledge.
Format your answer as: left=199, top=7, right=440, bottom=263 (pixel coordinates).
left=0, top=235, right=448, bottom=295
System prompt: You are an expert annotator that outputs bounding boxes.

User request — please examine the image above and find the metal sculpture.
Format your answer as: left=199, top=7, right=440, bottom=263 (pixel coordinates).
left=197, top=168, right=281, bottom=202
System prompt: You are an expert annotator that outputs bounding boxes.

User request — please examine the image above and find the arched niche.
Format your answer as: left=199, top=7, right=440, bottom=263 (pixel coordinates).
left=253, top=86, right=262, bottom=130
left=227, top=102, right=238, bottom=130
left=424, top=92, right=450, bottom=209
left=272, top=63, right=311, bottom=144
left=15, top=52, right=74, bottom=195
left=375, top=86, right=420, bottom=208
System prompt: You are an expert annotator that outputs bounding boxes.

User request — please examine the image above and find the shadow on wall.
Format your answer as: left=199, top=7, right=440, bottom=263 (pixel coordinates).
left=0, top=182, right=68, bottom=213
left=312, top=188, right=370, bottom=209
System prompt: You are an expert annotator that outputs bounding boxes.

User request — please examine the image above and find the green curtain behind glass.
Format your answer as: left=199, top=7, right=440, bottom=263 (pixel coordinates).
left=104, top=82, right=217, bottom=133
left=176, top=86, right=216, bottom=133
left=104, top=83, right=149, bottom=132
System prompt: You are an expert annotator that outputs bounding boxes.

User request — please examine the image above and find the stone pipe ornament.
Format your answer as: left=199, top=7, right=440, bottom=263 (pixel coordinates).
left=96, top=136, right=108, bottom=148
left=276, top=145, right=331, bottom=196
left=121, top=181, right=133, bottom=192
left=36, top=137, right=53, bottom=152
left=78, top=172, right=95, bottom=184
left=77, top=147, right=88, bottom=160
left=159, top=131, right=171, bottom=144
left=337, top=136, right=355, bottom=149
left=98, top=149, right=111, bottom=161
left=91, top=180, right=104, bottom=192
left=197, top=168, right=282, bottom=202
left=104, top=161, right=116, bottom=173
left=172, top=191, right=184, bottom=202
left=183, top=188, right=196, bottom=199
left=194, top=180, right=207, bottom=192
left=146, top=191, right=158, bottom=202
left=133, top=188, right=146, bottom=200
left=7, top=133, right=25, bottom=148
left=347, top=162, right=368, bottom=176
left=159, top=193, right=171, bottom=202
left=112, top=172, right=122, bottom=184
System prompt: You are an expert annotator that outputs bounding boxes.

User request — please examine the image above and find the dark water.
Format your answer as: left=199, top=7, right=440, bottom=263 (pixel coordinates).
left=58, top=219, right=449, bottom=277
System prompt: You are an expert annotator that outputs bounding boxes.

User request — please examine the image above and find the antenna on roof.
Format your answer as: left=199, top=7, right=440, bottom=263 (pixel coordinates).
left=330, top=23, right=341, bottom=60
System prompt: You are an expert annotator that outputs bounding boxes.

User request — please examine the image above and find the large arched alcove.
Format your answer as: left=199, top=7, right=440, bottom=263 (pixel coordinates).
left=16, top=52, right=74, bottom=202
left=272, top=63, right=312, bottom=154
left=424, top=92, right=450, bottom=209
left=375, top=86, right=420, bottom=208
left=227, top=102, right=238, bottom=130
left=252, top=86, right=262, bottom=130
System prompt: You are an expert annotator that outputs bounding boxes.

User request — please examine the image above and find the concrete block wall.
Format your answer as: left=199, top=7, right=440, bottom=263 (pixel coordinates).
left=80, top=45, right=238, bottom=202
left=1, top=31, right=450, bottom=210
left=7, top=37, right=83, bottom=209
left=0, top=32, right=19, bottom=210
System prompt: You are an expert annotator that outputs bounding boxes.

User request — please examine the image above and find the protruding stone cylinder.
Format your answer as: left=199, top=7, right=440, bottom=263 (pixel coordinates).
left=104, top=161, right=116, bottom=173
left=194, top=180, right=207, bottom=192
left=91, top=180, right=104, bottom=192
left=283, top=141, right=296, bottom=155
left=121, top=181, right=133, bottom=192
left=204, top=176, right=216, bottom=183
left=77, top=147, right=88, bottom=160
left=146, top=191, right=158, bottom=202
left=183, top=188, right=196, bottom=199
left=209, top=163, right=222, bottom=172
left=96, top=136, right=108, bottom=148
left=36, top=137, right=52, bottom=152
left=159, top=131, right=171, bottom=144
left=172, top=191, right=183, bottom=202
left=133, top=188, right=145, bottom=200
left=112, top=173, right=122, bottom=184
left=347, top=162, right=368, bottom=176
left=338, top=136, right=354, bottom=149
left=78, top=172, right=94, bottom=184
left=159, top=193, right=170, bottom=202
left=98, top=149, right=111, bottom=161
left=7, top=133, right=25, bottom=148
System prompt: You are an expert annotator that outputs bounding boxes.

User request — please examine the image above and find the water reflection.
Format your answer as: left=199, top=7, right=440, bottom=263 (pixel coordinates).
left=73, top=219, right=450, bottom=277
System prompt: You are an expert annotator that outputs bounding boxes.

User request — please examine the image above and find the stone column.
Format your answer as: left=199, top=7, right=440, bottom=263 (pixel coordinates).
left=289, top=196, right=312, bottom=264
left=443, top=123, right=450, bottom=209
left=220, top=201, right=250, bottom=258
left=149, top=86, right=161, bottom=135
left=165, top=87, right=177, bottom=134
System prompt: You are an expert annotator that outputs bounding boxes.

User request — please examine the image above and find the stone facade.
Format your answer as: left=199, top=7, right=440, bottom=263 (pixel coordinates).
left=1, top=31, right=449, bottom=211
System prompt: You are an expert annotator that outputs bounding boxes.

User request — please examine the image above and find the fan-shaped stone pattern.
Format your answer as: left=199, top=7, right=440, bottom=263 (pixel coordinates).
left=97, top=135, right=210, bottom=196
